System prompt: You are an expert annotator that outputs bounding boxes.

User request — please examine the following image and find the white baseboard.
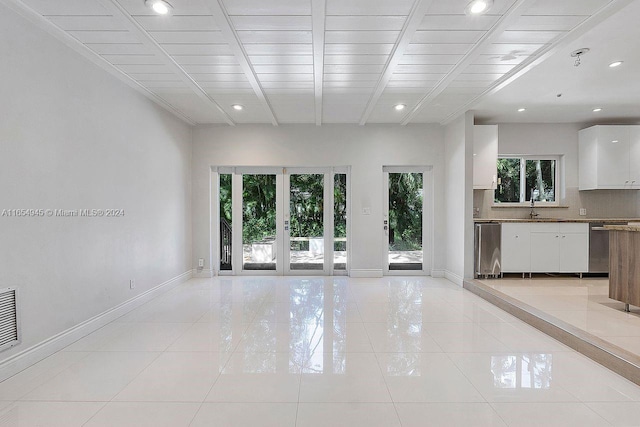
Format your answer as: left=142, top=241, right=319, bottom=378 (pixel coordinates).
left=0, top=269, right=193, bottom=382
left=194, top=268, right=213, bottom=278
left=431, top=269, right=445, bottom=278
left=349, top=269, right=383, bottom=278
left=444, top=270, right=464, bottom=286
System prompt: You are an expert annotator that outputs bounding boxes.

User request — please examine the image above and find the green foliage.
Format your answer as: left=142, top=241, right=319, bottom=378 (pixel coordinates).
left=495, top=158, right=556, bottom=203
left=220, top=174, right=232, bottom=223
left=289, top=174, right=324, bottom=239
left=388, top=173, right=423, bottom=251
left=495, top=158, right=520, bottom=203
left=242, top=174, right=277, bottom=243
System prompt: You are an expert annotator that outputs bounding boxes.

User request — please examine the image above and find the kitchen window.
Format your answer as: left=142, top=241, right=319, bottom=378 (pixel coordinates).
left=495, top=157, right=559, bottom=205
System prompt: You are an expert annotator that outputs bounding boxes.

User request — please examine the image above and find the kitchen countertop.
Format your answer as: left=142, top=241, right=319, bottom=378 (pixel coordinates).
left=604, top=224, right=640, bottom=232
left=474, top=218, right=640, bottom=223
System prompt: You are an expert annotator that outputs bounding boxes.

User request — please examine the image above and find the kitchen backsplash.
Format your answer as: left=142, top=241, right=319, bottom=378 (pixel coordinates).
left=474, top=187, right=640, bottom=219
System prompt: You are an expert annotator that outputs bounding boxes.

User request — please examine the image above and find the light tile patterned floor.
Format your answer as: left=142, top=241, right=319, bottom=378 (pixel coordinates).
left=480, top=276, right=640, bottom=357
left=0, top=276, right=638, bottom=426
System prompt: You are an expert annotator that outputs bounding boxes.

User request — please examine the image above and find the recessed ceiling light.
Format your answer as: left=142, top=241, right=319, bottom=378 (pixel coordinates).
left=394, top=104, right=406, bottom=111
left=232, top=104, right=244, bottom=111
left=593, top=108, right=602, bottom=112
left=612, top=140, right=619, bottom=144
left=517, top=108, right=526, bottom=112
left=609, top=61, right=623, bottom=68
left=465, top=0, right=493, bottom=15
left=145, top=0, right=172, bottom=15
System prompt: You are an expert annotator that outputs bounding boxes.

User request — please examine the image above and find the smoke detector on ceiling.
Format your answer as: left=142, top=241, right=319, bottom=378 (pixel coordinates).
left=570, top=48, right=590, bottom=67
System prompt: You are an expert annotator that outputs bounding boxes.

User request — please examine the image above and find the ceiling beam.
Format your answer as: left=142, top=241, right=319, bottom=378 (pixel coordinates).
left=400, top=0, right=532, bottom=125
left=98, top=0, right=236, bottom=126
left=359, top=0, right=434, bottom=126
left=3, top=0, right=197, bottom=125
left=312, top=0, right=326, bottom=126
left=440, top=0, right=637, bottom=125
left=203, top=0, right=279, bottom=126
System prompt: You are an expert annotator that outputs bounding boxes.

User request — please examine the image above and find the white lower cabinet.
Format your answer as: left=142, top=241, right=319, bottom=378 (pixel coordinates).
left=502, top=223, right=531, bottom=273
left=501, top=222, right=588, bottom=274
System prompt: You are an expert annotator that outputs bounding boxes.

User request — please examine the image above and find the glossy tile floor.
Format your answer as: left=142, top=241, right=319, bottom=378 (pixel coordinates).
left=2, top=276, right=640, bottom=426
left=480, top=276, right=640, bottom=358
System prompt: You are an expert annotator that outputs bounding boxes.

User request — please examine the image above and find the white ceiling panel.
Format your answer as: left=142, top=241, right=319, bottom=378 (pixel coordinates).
left=243, top=44, right=312, bottom=55
left=252, top=64, right=314, bottom=73
left=522, top=0, right=612, bottom=16
left=68, top=30, right=139, bottom=44
left=192, top=74, right=249, bottom=82
left=456, top=73, right=505, bottom=81
left=324, top=64, right=385, bottom=74
left=180, top=65, right=244, bottom=73
left=261, top=81, right=314, bottom=89
left=326, top=0, right=415, bottom=16
left=482, top=43, right=545, bottom=55
left=412, top=30, right=485, bottom=44
left=257, top=74, right=313, bottom=82
left=494, top=30, right=564, bottom=44
left=448, top=80, right=493, bottom=88
left=325, top=55, right=389, bottom=65
left=249, top=55, right=313, bottom=65
left=322, top=107, right=367, bottom=123
left=155, top=91, right=226, bottom=123
left=116, top=64, right=172, bottom=73
left=230, top=16, right=311, bottom=30
left=509, top=15, right=588, bottom=31
left=172, top=55, right=239, bottom=65
left=463, top=64, right=517, bottom=74
left=130, top=73, right=181, bottom=81
left=323, top=93, right=371, bottom=104
left=325, top=31, right=401, bottom=44
left=237, top=30, right=312, bottom=44
left=85, top=43, right=150, bottom=55
left=324, top=44, right=395, bottom=55
left=101, top=54, right=164, bottom=65
left=399, top=54, right=465, bottom=65
left=324, top=81, right=376, bottom=88
left=46, top=16, right=126, bottom=31
left=268, top=95, right=315, bottom=122
left=387, top=80, right=438, bottom=88
left=134, top=15, right=219, bottom=31
left=222, top=0, right=312, bottom=15
left=324, top=74, right=381, bottom=81
left=149, top=31, right=226, bottom=44
left=473, top=54, right=529, bottom=65
left=390, top=74, right=445, bottom=81
left=325, top=16, right=407, bottom=31
left=19, top=0, right=109, bottom=15
left=394, top=64, right=455, bottom=73
left=161, top=44, right=234, bottom=55
left=264, top=88, right=314, bottom=95
left=418, top=15, right=499, bottom=31
left=198, top=81, right=253, bottom=89
left=116, top=0, right=212, bottom=15
left=425, top=0, right=518, bottom=15
left=406, top=43, right=473, bottom=54
left=146, top=82, right=189, bottom=89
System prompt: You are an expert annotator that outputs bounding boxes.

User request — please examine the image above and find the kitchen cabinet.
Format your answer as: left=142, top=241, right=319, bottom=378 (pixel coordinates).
left=501, top=223, right=531, bottom=272
left=500, top=222, right=588, bottom=274
left=473, top=125, right=498, bottom=190
left=579, top=125, right=640, bottom=190
left=530, top=223, right=588, bottom=273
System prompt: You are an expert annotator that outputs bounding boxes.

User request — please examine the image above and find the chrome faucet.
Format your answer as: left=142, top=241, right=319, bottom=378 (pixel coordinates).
left=529, top=189, right=539, bottom=219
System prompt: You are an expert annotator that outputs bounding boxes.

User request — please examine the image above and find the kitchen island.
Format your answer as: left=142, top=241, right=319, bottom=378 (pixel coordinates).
left=604, top=224, right=640, bottom=312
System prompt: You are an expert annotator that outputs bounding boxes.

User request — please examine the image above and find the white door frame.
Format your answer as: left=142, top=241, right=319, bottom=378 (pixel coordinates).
left=383, top=166, right=433, bottom=276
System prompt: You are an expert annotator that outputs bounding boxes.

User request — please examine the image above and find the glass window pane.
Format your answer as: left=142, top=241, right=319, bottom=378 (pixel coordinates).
left=525, top=160, right=556, bottom=202
left=495, top=158, right=521, bottom=203
left=242, top=174, right=277, bottom=271
left=334, top=174, right=347, bottom=270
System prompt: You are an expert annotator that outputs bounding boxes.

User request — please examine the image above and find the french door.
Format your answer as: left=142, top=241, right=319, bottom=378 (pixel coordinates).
left=383, top=166, right=432, bottom=275
left=214, top=167, right=349, bottom=275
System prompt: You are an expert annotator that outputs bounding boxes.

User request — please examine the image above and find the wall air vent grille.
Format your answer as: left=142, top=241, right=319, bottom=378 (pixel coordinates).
left=0, top=288, right=19, bottom=351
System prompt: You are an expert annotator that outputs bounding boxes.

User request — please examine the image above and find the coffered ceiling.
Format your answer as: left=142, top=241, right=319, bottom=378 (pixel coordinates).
left=4, top=0, right=636, bottom=125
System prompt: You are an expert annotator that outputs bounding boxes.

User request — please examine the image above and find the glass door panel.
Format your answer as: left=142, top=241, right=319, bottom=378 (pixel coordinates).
left=242, top=174, right=277, bottom=271
left=288, top=174, right=324, bottom=271
left=219, top=173, right=233, bottom=271
left=333, top=173, right=347, bottom=270
left=387, top=172, right=423, bottom=271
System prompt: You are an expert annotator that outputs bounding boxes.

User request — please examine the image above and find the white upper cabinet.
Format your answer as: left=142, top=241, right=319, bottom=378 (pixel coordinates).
left=473, top=125, right=498, bottom=190
left=579, top=125, right=640, bottom=190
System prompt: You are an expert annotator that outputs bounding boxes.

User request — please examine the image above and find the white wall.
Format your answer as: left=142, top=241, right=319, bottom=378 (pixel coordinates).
left=444, top=113, right=474, bottom=284
left=192, top=124, right=445, bottom=276
left=0, top=4, right=192, bottom=364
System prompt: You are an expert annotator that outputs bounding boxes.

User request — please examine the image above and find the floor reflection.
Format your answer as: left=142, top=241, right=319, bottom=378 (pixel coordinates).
left=491, top=354, right=552, bottom=389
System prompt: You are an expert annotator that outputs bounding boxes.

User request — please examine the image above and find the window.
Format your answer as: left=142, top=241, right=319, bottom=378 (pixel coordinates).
left=495, top=157, right=558, bottom=204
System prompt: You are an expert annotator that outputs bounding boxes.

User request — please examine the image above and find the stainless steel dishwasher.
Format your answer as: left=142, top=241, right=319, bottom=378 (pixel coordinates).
left=589, top=223, right=611, bottom=273
left=474, top=223, right=501, bottom=278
